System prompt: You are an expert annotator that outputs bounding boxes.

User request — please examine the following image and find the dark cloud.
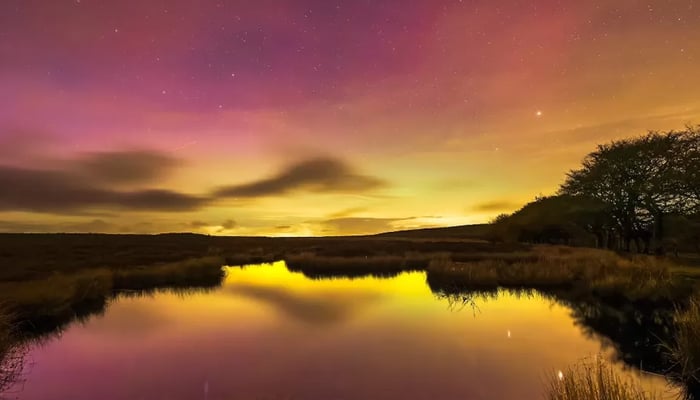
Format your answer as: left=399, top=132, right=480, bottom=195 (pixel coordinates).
left=220, top=219, right=237, bottom=230
left=472, top=201, right=520, bottom=212
left=0, top=154, right=383, bottom=216
left=214, top=157, right=386, bottom=198
left=275, top=225, right=292, bottom=230
left=0, top=165, right=207, bottom=213
left=74, top=150, right=180, bottom=184
left=189, top=220, right=209, bottom=229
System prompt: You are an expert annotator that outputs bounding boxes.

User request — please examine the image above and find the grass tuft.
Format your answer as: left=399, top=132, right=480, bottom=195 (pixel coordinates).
left=545, top=357, right=660, bottom=400
left=666, top=296, right=700, bottom=390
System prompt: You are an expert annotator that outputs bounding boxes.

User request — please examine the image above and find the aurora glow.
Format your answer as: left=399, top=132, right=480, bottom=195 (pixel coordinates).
left=1, top=0, right=699, bottom=235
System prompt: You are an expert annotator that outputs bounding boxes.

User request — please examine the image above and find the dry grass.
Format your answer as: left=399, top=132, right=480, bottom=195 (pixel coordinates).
left=666, top=296, right=700, bottom=388
left=545, top=357, right=660, bottom=400
left=0, top=256, right=226, bottom=333
left=112, top=255, right=225, bottom=290
left=427, top=246, right=683, bottom=303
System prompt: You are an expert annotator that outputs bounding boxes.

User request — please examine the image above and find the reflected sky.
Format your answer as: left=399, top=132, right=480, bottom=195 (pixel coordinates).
left=16, top=262, right=673, bottom=400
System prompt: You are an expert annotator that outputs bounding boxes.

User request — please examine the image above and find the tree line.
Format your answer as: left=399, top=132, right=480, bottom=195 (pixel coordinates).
left=491, top=126, right=700, bottom=254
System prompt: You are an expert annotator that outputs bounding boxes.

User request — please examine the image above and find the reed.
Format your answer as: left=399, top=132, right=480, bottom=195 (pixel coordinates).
left=545, top=357, right=659, bottom=400
left=665, top=296, right=700, bottom=391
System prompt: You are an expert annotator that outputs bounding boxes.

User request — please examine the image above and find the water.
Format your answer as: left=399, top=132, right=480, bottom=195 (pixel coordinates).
left=13, top=262, right=674, bottom=399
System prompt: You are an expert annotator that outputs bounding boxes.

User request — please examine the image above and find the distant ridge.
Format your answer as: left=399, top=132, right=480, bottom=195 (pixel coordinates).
left=374, top=223, right=491, bottom=240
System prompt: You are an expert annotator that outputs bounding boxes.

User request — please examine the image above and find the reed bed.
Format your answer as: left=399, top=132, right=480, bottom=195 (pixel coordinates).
left=427, top=246, right=684, bottom=304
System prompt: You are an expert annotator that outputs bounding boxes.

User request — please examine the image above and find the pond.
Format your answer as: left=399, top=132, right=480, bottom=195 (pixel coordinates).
left=9, top=262, right=676, bottom=400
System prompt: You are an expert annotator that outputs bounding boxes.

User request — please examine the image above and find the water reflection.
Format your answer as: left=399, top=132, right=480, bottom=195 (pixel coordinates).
left=1, top=262, right=680, bottom=399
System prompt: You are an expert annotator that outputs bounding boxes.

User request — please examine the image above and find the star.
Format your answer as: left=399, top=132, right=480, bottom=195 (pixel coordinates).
left=536, top=110, right=543, bottom=117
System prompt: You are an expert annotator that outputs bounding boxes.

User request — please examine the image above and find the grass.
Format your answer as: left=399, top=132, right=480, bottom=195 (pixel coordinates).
left=545, top=357, right=660, bottom=400
left=0, top=256, right=226, bottom=334
left=665, top=296, right=700, bottom=392
left=112, top=255, right=225, bottom=290
left=427, top=246, right=690, bottom=305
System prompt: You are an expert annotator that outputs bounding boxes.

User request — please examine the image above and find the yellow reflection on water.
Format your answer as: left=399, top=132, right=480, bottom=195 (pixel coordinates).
left=223, top=261, right=431, bottom=295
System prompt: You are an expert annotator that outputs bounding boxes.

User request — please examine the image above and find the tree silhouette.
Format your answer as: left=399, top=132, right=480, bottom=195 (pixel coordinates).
left=559, top=127, right=700, bottom=253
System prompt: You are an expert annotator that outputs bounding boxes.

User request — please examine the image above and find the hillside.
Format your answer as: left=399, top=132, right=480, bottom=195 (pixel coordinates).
left=374, top=224, right=492, bottom=240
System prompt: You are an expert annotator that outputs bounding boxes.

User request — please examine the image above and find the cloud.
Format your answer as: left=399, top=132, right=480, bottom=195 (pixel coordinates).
left=214, top=157, right=386, bottom=198
left=220, top=219, right=237, bottom=230
left=189, top=220, right=209, bottom=229
left=327, top=206, right=369, bottom=218
left=74, top=150, right=180, bottom=184
left=0, top=165, right=207, bottom=213
left=0, top=153, right=383, bottom=217
left=472, top=200, right=520, bottom=212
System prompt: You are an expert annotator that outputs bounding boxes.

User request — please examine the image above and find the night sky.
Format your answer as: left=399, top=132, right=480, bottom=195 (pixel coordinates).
left=1, top=0, right=699, bottom=235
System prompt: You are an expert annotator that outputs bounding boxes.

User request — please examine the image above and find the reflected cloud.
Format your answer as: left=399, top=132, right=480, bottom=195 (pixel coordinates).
left=225, top=282, right=382, bottom=325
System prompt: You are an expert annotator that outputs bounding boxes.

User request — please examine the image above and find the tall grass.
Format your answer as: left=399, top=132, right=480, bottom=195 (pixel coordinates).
left=427, top=246, right=685, bottom=304
left=666, top=296, right=700, bottom=392
left=0, top=256, right=226, bottom=334
left=112, top=255, right=225, bottom=290
left=545, top=357, right=659, bottom=400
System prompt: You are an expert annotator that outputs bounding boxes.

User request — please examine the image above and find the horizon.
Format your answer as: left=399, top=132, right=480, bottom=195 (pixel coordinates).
left=1, top=1, right=699, bottom=236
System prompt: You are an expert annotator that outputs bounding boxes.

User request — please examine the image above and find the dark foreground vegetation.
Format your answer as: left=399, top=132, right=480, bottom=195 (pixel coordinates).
left=489, top=127, right=700, bottom=256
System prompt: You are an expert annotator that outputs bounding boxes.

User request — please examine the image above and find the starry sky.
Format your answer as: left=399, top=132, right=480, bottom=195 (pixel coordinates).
left=1, top=0, right=699, bottom=236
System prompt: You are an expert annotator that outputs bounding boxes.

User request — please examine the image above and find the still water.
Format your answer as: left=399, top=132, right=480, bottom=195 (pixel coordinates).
left=15, top=262, right=673, bottom=400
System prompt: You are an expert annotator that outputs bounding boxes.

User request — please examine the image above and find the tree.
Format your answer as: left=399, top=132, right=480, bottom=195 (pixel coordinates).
left=489, top=195, right=611, bottom=246
left=560, top=128, right=700, bottom=253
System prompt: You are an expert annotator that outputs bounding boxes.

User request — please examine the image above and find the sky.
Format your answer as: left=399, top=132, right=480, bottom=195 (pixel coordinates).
left=1, top=0, right=699, bottom=236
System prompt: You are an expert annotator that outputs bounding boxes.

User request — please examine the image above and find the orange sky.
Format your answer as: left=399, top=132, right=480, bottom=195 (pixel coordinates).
left=1, top=0, right=699, bottom=235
